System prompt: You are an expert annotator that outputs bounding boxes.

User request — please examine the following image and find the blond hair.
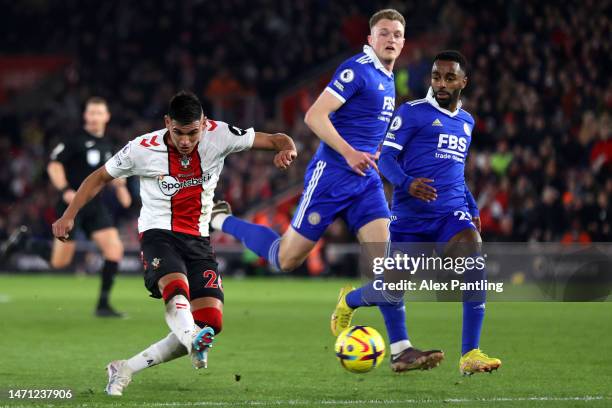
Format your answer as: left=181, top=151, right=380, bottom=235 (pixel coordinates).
left=369, top=9, right=405, bottom=30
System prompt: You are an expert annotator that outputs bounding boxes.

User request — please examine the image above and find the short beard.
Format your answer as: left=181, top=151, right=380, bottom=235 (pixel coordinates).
left=435, top=90, right=460, bottom=109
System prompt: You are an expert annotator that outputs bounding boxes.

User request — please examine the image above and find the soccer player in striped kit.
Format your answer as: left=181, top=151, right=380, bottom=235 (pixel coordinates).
left=52, top=91, right=297, bottom=395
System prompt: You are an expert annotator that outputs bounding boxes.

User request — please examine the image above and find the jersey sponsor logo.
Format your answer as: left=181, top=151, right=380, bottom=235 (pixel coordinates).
left=157, top=174, right=212, bottom=196
left=378, top=96, right=395, bottom=123
left=87, top=149, right=100, bottom=166
left=390, top=116, right=402, bottom=131
left=339, top=68, right=354, bottom=83
left=435, top=133, right=468, bottom=162
left=463, top=123, right=472, bottom=136
left=382, top=96, right=394, bottom=111
left=432, top=118, right=443, bottom=127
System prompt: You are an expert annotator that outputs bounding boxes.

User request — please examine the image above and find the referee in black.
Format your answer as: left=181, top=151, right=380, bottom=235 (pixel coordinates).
left=1, top=97, right=131, bottom=317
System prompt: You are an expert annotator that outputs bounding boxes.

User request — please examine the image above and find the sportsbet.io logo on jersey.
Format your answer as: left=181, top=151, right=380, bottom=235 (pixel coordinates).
left=436, top=133, right=468, bottom=163
left=157, top=174, right=212, bottom=196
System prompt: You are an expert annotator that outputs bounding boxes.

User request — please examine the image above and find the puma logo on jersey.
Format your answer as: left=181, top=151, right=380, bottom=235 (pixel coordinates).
left=432, top=118, right=443, bottom=127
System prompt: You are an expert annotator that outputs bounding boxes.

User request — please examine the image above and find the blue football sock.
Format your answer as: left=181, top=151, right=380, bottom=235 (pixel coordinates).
left=461, top=254, right=487, bottom=355
left=222, top=216, right=281, bottom=270
left=379, top=303, right=409, bottom=344
left=462, top=301, right=485, bottom=355
left=345, top=287, right=367, bottom=308
left=345, top=277, right=405, bottom=307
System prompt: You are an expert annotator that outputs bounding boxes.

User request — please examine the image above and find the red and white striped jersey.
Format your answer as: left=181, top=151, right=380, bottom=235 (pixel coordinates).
left=105, top=120, right=254, bottom=237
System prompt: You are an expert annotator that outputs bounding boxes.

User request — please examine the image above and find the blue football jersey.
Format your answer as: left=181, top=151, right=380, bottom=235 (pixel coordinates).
left=380, top=88, right=476, bottom=218
left=313, top=45, right=396, bottom=174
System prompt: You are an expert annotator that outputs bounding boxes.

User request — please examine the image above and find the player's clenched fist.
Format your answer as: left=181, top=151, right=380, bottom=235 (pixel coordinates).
left=52, top=217, right=74, bottom=242
left=409, top=178, right=437, bottom=202
left=274, top=149, right=297, bottom=170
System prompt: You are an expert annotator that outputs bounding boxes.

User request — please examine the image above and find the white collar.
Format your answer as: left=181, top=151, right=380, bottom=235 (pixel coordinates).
left=363, top=45, right=393, bottom=78
left=426, top=87, right=462, bottom=117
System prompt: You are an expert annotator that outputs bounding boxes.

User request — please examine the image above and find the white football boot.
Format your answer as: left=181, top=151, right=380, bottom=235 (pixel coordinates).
left=105, top=360, right=132, bottom=396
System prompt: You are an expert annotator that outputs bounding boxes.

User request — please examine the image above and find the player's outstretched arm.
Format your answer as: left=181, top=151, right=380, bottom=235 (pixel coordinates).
left=52, top=166, right=115, bottom=241
left=304, top=91, right=377, bottom=176
left=252, top=132, right=298, bottom=170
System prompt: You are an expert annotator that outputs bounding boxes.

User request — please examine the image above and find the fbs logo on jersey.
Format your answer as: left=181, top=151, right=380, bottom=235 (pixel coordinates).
left=157, top=174, right=212, bottom=196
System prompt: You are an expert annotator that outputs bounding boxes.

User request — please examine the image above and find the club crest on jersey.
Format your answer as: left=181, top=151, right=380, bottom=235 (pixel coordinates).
left=308, top=212, right=321, bottom=225
left=180, top=154, right=191, bottom=168
left=339, top=69, right=354, bottom=83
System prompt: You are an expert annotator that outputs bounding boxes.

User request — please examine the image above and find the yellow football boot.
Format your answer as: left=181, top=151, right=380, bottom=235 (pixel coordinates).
left=459, top=349, right=501, bottom=375
left=330, top=285, right=355, bottom=336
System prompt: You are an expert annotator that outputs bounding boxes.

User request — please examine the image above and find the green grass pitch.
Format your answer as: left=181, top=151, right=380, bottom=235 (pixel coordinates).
left=0, top=274, right=610, bottom=407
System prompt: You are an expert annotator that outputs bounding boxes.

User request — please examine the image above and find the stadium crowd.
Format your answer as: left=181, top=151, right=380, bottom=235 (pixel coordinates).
left=0, top=0, right=609, bottom=251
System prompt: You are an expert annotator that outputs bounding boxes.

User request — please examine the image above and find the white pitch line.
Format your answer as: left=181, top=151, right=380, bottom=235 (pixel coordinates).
left=1, top=396, right=608, bottom=408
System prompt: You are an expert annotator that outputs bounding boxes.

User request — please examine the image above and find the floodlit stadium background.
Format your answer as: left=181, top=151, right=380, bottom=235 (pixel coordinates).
left=0, top=1, right=609, bottom=275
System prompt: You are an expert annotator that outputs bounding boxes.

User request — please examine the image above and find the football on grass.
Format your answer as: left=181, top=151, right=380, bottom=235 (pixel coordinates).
left=334, top=325, right=385, bottom=373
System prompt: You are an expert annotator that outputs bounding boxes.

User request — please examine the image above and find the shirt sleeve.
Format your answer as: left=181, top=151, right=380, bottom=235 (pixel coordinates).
left=379, top=104, right=421, bottom=191
left=465, top=184, right=479, bottom=217
left=105, top=141, right=136, bottom=178
left=221, top=122, right=255, bottom=156
left=324, top=61, right=365, bottom=104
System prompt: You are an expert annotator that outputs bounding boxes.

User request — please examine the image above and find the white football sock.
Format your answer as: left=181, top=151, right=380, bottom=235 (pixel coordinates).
left=210, top=213, right=229, bottom=230
left=390, top=339, right=413, bottom=355
left=126, top=332, right=187, bottom=373
left=165, top=295, right=196, bottom=351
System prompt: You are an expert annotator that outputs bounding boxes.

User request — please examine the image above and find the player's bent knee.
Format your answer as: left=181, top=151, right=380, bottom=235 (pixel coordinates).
left=192, top=307, right=223, bottom=334
left=102, top=243, right=124, bottom=262
left=160, top=278, right=190, bottom=303
left=277, top=253, right=307, bottom=272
